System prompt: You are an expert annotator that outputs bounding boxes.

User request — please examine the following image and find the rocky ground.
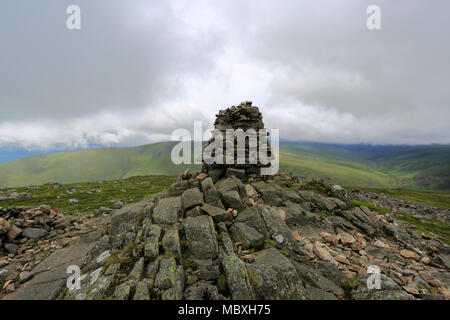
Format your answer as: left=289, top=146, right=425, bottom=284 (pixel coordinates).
left=1, top=171, right=449, bottom=300
left=349, top=189, right=449, bottom=222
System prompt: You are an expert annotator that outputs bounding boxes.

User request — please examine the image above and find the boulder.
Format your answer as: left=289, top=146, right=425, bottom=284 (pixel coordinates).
left=23, top=227, right=48, bottom=240
left=236, top=207, right=269, bottom=238
left=110, top=201, right=145, bottom=235
left=204, top=188, right=225, bottom=209
left=230, top=222, right=264, bottom=249
left=154, top=257, right=184, bottom=300
left=221, top=190, right=242, bottom=209
left=181, top=188, right=203, bottom=211
left=201, top=204, right=231, bottom=222
left=162, top=229, right=182, bottom=263
left=153, top=197, right=181, bottom=225
left=222, top=254, right=255, bottom=300
left=246, top=248, right=305, bottom=299
left=184, top=216, right=218, bottom=260
left=144, top=224, right=161, bottom=260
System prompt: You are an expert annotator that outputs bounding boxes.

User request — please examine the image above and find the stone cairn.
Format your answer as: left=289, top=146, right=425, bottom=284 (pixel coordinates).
left=201, top=101, right=272, bottom=182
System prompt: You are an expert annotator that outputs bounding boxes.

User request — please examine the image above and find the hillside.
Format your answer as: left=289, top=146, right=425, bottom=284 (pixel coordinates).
left=0, top=142, right=449, bottom=190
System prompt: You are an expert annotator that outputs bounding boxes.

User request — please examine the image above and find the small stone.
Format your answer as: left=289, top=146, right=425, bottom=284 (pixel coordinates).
left=19, top=271, right=33, bottom=283
left=373, top=240, right=388, bottom=248
left=421, top=257, right=431, bottom=265
left=4, top=243, right=18, bottom=253
left=402, top=285, right=419, bottom=295
left=339, top=232, right=355, bottom=245
left=196, top=173, right=208, bottom=180
left=201, top=204, right=231, bottom=222
left=323, top=234, right=339, bottom=246
left=110, top=201, right=124, bottom=209
left=334, top=255, right=350, bottom=265
left=313, top=245, right=332, bottom=262
left=400, top=249, right=419, bottom=260
left=245, top=184, right=258, bottom=198
left=68, top=199, right=79, bottom=205
left=351, top=240, right=364, bottom=251
left=292, top=231, right=302, bottom=242
left=7, top=225, right=22, bottom=241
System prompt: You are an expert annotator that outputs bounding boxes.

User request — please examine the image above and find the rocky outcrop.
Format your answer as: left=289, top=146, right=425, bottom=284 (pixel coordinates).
left=44, top=169, right=449, bottom=301
left=349, top=189, right=450, bottom=222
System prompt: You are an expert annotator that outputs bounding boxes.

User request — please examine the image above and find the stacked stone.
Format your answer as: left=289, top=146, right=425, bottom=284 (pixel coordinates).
left=202, top=101, right=272, bottom=182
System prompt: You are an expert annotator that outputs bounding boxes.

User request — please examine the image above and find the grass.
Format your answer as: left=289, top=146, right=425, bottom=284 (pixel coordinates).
left=358, top=188, right=450, bottom=209
left=0, top=175, right=176, bottom=215
left=351, top=200, right=392, bottom=215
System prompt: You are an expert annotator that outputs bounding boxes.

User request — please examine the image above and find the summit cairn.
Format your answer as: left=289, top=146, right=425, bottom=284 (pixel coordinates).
left=201, top=101, right=273, bottom=182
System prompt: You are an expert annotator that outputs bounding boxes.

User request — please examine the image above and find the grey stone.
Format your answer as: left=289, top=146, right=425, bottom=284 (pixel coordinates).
left=181, top=188, right=204, bottom=211
left=260, top=185, right=283, bottom=206
left=201, top=203, right=231, bottom=222
left=216, top=177, right=241, bottom=194
left=162, top=228, right=182, bottom=263
left=110, top=201, right=124, bottom=210
left=144, top=224, right=161, bottom=260
left=113, top=282, right=132, bottom=300
left=260, top=206, right=303, bottom=254
left=236, top=207, right=269, bottom=238
left=437, top=253, right=450, bottom=269
left=204, top=188, right=225, bottom=209
left=185, top=205, right=205, bottom=218
left=184, top=215, right=218, bottom=260
left=305, top=285, right=338, bottom=300
left=207, top=168, right=224, bottom=183
left=365, top=245, right=386, bottom=260
left=222, top=254, right=255, bottom=300
left=111, top=201, right=145, bottom=235
left=19, top=271, right=34, bottom=283
left=154, top=257, right=184, bottom=300
left=246, top=248, right=305, bottom=299
left=90, top=235, right=110, bottom=260
left=4, top=243, right=18, bottom=253
left=221, top=232, right=235, bottom=256
left=68, top=199, right=79, bottom=205
left=166, top=180, right=191, bottom=197
left=201, top=177, right=214, bottom=193
left=153, top=197, right=181, bottom=225
left=133, top=281, right=150, bottom=300
left=23, top=227, right=48, bottom=240
left=225, top=168, right=246, bottom=179
left=86, top=263, right=120, bottom=300
left=128, top=257, right=145, bottom=281
left=230, top=222, right=264, bottom=250
left=185, top=281, right=224, bottom=300
left=283, top=202, right=316, bottom=226
left=222, top=190, right=242, bottom=209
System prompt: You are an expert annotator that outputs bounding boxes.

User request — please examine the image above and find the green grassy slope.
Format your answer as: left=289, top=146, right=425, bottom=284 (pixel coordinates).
left=0, top=142, right=198, bottom=188
left=0, top=141, right=448, bottom=190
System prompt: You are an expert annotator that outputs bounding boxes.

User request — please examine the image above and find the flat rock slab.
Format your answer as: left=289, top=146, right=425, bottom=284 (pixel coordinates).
left=2, top=231, right=101, bottom=300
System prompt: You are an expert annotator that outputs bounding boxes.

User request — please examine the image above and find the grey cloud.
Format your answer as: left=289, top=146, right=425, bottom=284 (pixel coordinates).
left=0, top=0, right=449, bottom=149
left=0, top=0, right=221, bottom=121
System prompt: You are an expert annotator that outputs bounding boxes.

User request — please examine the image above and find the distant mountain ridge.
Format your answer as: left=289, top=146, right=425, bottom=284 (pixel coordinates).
left=0, top=141, right=448, bottom=190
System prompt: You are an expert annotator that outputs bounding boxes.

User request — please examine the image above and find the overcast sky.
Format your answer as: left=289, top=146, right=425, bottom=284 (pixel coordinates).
left=0, top=0, right=449, bottom=150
